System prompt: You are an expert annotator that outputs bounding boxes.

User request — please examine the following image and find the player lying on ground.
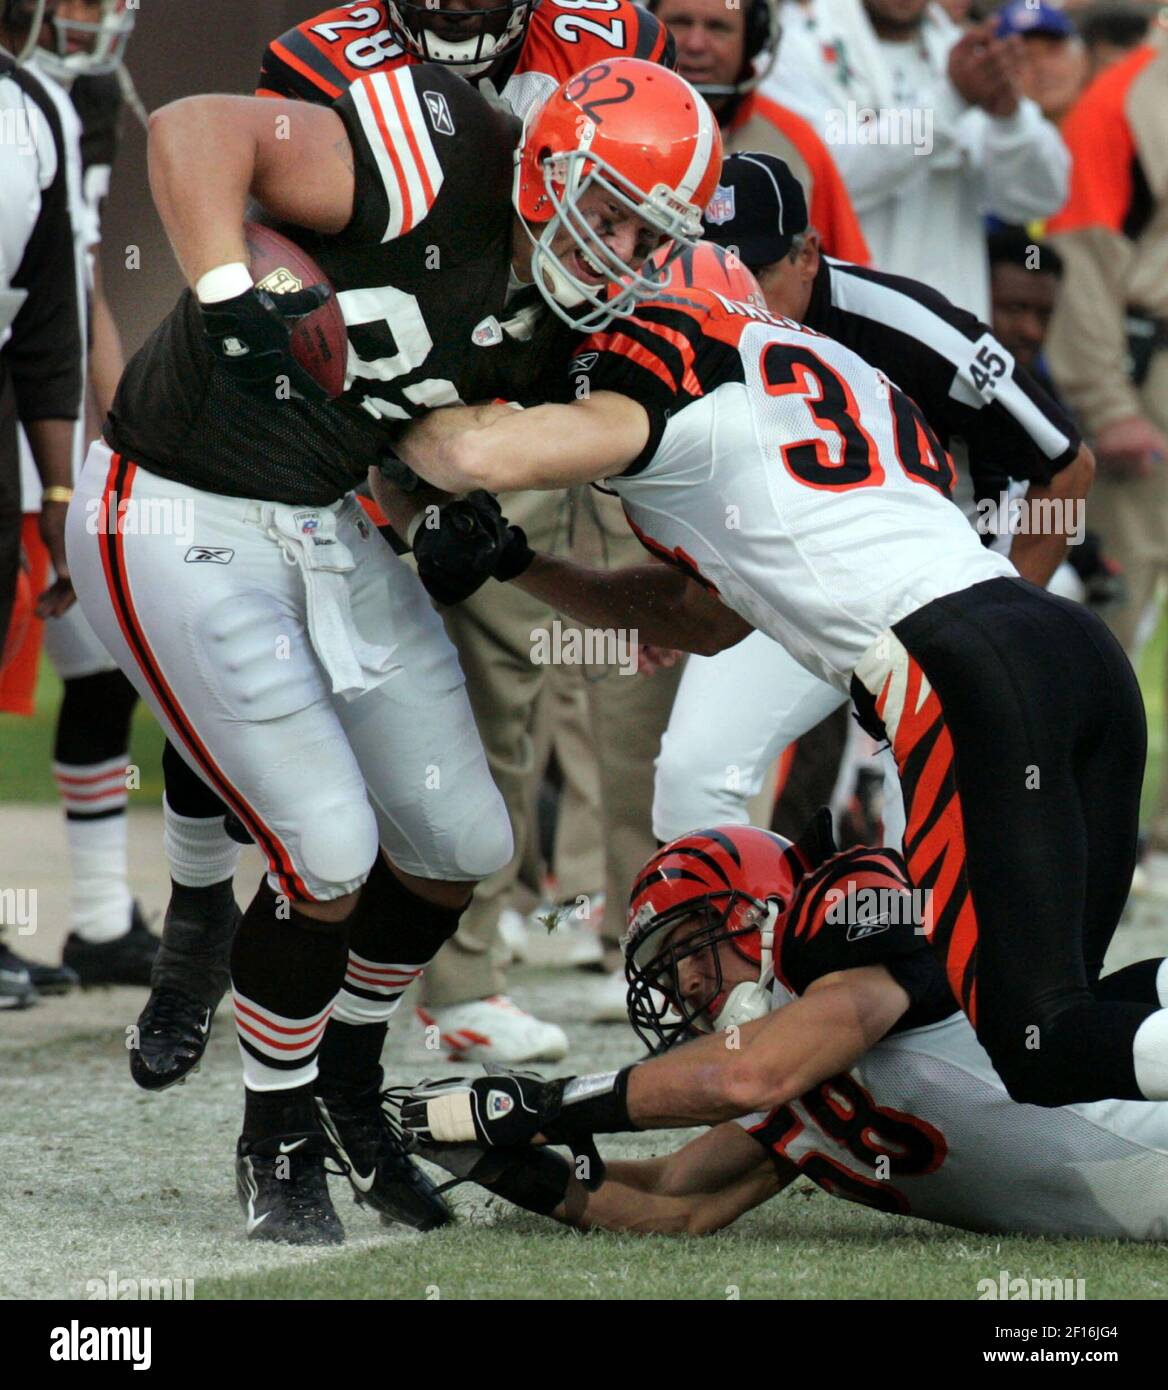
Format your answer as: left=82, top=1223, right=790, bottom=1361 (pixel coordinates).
left=64, top=58, right=720, bottom=1244
left=395, top=819, right=1168, bottom=1241
left=383, top=271, right=1168, bottom=1108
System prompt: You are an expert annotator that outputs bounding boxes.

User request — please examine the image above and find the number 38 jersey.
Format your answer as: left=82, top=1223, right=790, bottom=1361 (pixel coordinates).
left=106, top=65, right=574, bottom=505
left=739, top=847, right=1168, bottom=1241
left=571, top=290, right=1016, bottom=692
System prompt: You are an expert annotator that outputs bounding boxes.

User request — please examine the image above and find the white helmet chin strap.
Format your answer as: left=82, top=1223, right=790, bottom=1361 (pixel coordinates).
left=710, top=899, right=779, bottom=1034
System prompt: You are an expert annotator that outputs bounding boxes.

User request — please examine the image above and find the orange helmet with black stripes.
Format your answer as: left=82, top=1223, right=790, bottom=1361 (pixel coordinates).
left=514, top=58, right=722, bottom=332
left=623, top=824, right=806, bottom=1052
left=640, top=239, right=766, bottom=310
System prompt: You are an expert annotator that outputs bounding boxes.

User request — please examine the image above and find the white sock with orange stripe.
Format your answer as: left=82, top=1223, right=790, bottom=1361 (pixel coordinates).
left=234, top=991, right=337, bottom=1092
left=231, top=879, right=351, bottom=1103
left=54, top=756, right=132, bottom=944
left=315, top=856, right=464, bottom=1094
left=332, top=952, right=423, bottom=1029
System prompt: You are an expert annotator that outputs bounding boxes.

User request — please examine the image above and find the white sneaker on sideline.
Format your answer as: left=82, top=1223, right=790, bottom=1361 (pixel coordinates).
left=589, top=968, right=631, bottom=1023
left=496, top=908, right=530, bottom=965
left=416, top=996, right=569, bottom=1064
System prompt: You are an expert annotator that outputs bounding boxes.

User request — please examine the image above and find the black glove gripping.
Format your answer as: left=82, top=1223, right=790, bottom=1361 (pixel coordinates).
left=398, top=1068, right=636, bottom=1192
left=199, top=282, right=332, bottom=403
left=413, top=491, right=511, bottom=605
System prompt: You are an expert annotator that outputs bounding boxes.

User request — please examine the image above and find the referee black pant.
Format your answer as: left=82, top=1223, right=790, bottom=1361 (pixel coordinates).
left=853, top=576, right=1157, bottom=1107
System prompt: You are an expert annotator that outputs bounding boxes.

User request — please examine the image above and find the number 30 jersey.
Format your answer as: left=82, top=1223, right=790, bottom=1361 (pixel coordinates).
left=571, top=290, right=1016, bottom=691
left=739, top=847, right=1168, bottom=1241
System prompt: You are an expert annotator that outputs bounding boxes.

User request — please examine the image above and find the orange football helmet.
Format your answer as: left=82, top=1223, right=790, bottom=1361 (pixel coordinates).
left=514, top=58, right=723, bottom=330
left=643, top=240, right=767, bottom=311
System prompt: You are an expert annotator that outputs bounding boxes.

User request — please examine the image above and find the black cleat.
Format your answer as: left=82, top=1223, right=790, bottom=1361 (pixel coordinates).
left=235, top=1131, right=345, bottom=1245
left=129, top=987, right=213, bottom=1091
left=63, top=902, right=161, bottom=987
left=24, top=957, right=79, bottom=995
left=0, top=945, right=37, bottom=1010
left=316, top=1081, right=452, bottom=1232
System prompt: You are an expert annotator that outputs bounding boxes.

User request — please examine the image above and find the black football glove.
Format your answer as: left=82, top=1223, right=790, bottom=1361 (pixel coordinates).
left=413, top=491, right=510, bottom=605
left=398, top=1068, right=636, bottom=1189
left=199, top=282, right=332, bottom=403
left=412, top=491, right=534, bottom=605
left=410, top=1137, right=575, bottom=1216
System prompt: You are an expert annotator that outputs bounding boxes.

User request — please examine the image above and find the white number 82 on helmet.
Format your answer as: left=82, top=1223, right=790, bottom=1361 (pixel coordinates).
left=513, top=59, right=723, bottom=332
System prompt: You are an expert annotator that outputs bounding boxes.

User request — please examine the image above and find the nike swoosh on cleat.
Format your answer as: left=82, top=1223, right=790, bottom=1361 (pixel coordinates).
left=277, top=1138, right=307, bottom=1155
left=246, top=1209, right=271, bottom=1233
left=349, top=1167, right=377, bottom=1193
left=197, top=1009, right=212, bottom=1035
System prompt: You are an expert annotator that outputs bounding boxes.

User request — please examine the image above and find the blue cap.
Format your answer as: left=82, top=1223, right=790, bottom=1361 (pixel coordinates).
left=995, top=1, right=1075, bottom=39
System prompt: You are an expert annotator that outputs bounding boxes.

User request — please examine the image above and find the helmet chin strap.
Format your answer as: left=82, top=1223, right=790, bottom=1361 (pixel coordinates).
left=710, top=899, right=779, bottom=1033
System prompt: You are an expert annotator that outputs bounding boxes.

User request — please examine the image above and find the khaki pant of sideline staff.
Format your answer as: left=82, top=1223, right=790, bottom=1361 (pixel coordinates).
left=420, top=489, right=568, bottom=1005
left=1085, top=353, right=1168, bottom=844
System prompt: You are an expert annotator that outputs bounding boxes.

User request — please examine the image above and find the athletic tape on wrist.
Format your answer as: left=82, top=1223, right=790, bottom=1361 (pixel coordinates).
left=196, top=262, right=254, bottom=304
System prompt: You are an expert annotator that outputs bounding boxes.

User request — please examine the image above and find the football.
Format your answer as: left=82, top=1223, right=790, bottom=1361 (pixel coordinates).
left=243, top=221, right=347, bottom=399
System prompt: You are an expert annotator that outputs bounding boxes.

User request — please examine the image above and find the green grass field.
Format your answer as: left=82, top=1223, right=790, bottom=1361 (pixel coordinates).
left=3, top=615, right=1168, bottom=1301
left=5, top=1005, right=1168, bottom=1302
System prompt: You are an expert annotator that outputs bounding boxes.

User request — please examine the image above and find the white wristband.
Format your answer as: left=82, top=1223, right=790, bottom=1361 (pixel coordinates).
left=195, top=262, right=254, bottom=304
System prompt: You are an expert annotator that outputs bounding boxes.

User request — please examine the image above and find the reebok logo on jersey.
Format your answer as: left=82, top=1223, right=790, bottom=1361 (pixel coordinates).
left=570, top=352, right=599, bottom=373
left=846, top=915, right=891, bottom=942
left=221, top=337, right=249, bottom=357
left=184, top=547, right=234, bottom=564
left=423, top=90, right=455, bottom=136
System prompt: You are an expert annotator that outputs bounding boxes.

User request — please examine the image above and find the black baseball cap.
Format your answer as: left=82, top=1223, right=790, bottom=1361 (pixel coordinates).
left=701, top=152, right=810, bottom=271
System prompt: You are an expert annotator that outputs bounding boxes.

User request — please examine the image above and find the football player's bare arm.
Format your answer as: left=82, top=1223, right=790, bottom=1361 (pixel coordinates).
left=396, top=392, right=650, bottom=492
left=557, top=1124, right=791, bottom=1236
left=88, top=259, right=125, bottom=424
left=515, top=555, right=752, bottom=658
left=1007, top=443, right=1095, bottom=588
left=367, top=468, right=454, bottom=540
left=147, top=96, right=354, bottom=287
left=625, top=966, right=911, bottom=1128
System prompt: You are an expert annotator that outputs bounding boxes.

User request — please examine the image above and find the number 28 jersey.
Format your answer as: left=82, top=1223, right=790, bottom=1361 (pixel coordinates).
left=257, top=0, right=674, bottom=122
left=571, top=290, right=1016, bottom=691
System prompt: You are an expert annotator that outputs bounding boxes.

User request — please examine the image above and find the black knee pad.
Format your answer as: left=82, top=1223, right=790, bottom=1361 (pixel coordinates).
left=162, top=739, right=229, bottom=819
left=54, top=670, right=139, bottom=764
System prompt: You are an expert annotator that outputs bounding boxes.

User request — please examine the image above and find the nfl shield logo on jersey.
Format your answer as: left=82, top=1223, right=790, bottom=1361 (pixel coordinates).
left=472, top=316, right=503, bottom=347
left=705, top=185, right=736, bottom=225
left=295, top=512, right=320, bottom=535
left=486, top=1089, right=514, bottom=1120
